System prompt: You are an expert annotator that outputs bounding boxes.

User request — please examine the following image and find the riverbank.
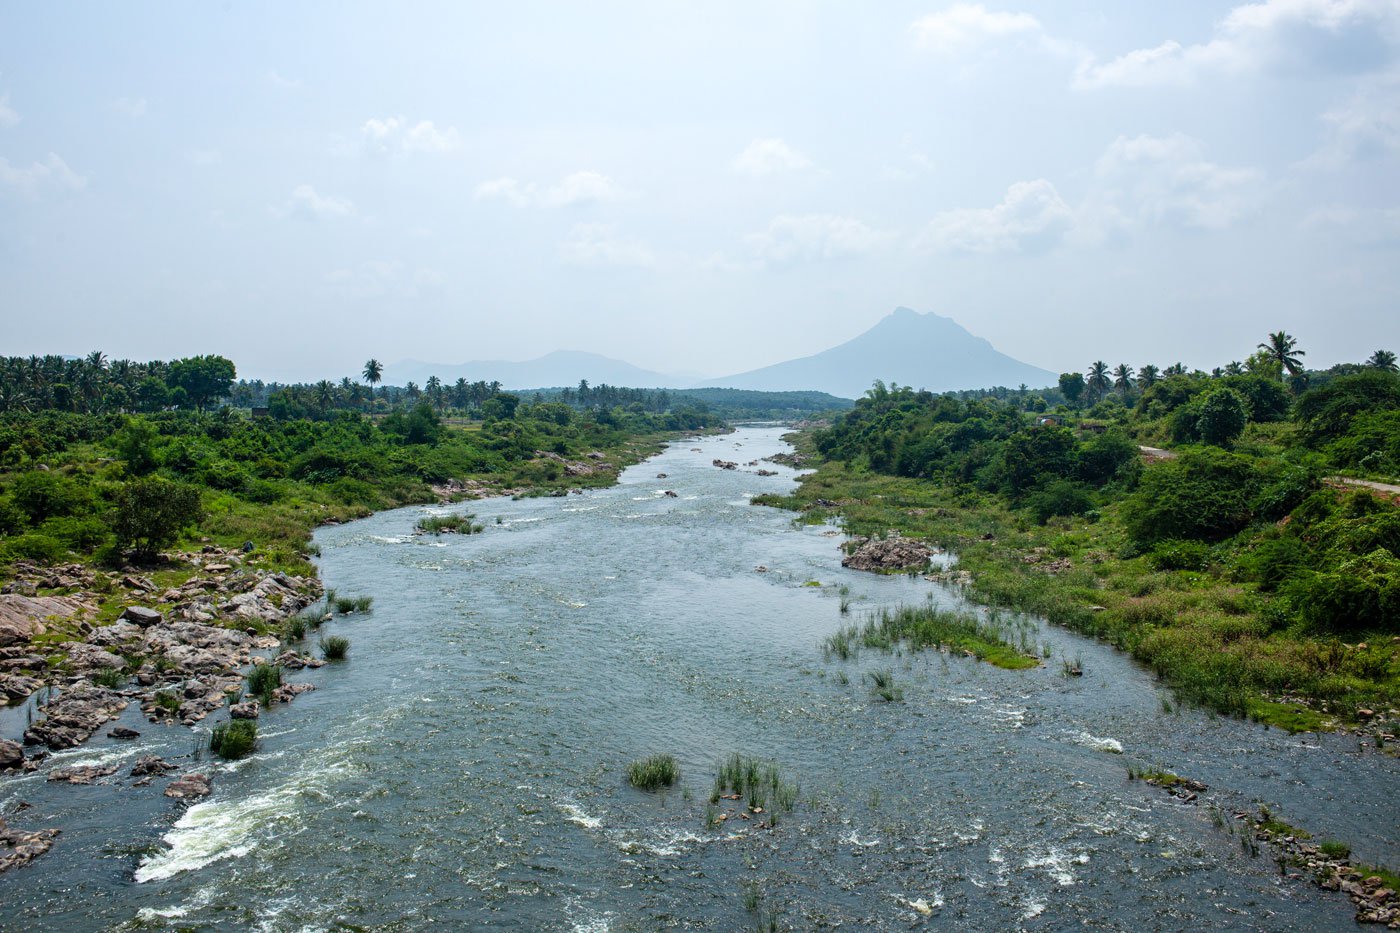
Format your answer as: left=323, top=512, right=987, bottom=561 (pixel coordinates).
left=755, top=432, right=1399, bottom=737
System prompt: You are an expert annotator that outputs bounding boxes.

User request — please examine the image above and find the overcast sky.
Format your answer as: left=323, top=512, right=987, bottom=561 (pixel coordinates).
left=2, top=1, right=1398, bottom=383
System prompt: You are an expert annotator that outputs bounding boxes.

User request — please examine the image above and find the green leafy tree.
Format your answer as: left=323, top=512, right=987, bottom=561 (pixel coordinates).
left=1123, top=447, right=1260, bottom=546
left=166, top=355, right=236, bottom=409
left=113, top=476, right=203, bottom=560
left=1195, top=387, right=1248, bottom=446
left=115, top=418, right=160, bottom=474
left=1058, top=372, right=1085, bottom=406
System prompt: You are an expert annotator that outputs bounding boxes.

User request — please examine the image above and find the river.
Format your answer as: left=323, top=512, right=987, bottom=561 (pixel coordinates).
left=1, top=425, right=1395, bottom=930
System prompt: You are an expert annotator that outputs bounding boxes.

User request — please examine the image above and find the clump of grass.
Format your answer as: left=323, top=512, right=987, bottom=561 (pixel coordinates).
left=626, top=754, right=680, bottom=790
left=320, top=635, right=350, bottom=661
left=247, top=663, right=282, bottom=705
left=416, top=513, right=484, bottom=535
left=154, top=690, right=181, bottom=713
left=867, top=668, right=904, bottom=702
left=741, top=881, right=763, bottom=913
left=711, top=753, right=800, bottom=816
left=92, top=668, right=126, bottom=689
left=332, top=595, right=373, bottom=614
left=282, top=615, right=307, bottom=641
left=1319, top=840, right=1352, bottom=859
left=823, top=601, right=1038, bottom=670
left=209, top=719, right=258, bottom=760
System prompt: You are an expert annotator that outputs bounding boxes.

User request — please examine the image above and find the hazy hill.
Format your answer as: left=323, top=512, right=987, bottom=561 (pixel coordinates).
left=702, top=308, right=1056, bottom=397
left=388, top=350, right=680, bottom=390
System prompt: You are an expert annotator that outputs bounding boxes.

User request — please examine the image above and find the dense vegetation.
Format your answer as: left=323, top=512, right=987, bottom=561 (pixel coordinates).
left=0, top=354, right=724, bottom=575
left=763, top=339, right=1400, bottom=728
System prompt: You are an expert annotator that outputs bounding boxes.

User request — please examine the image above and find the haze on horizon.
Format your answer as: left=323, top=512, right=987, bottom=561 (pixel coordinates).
left=1, top=1, right=1398, bottom=384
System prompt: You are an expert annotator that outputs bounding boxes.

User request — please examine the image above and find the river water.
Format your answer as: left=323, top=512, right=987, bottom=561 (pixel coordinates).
left=2, top=425, right=1396, bottom=930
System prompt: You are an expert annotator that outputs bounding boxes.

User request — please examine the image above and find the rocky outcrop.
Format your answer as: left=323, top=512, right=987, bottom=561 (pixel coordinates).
left=0, top=816, right=60, bottom=874
left=0, top=738, right=27, bottom=772
left=47, top=763, right=119, bottom=784
left=712, top=459, right=738, bottom=470
left=23, top=683, right=129, bottom=750
left=119, top=606, right=162, bottom=627
left=165, top=772, right=212, bottom=800
left=0, top=594, right=88, bottom=647
left=841, top=533, right=934, bottom=572
left=131, top=756, right=176, bottom=778
left=229, top=700, right=260, bottom=719
left=0, top=673, right=43, bottom=702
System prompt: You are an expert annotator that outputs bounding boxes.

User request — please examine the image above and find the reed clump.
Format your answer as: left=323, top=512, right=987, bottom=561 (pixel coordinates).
left=209, top=719, right=258, bottom=760
left=246, top=662, right=282, bottom=705
left=625, top=754, right=680, bottom=790
left=320, top=635, right=350, bottom=661
left=416, top=513, right=484, bottom=535
left=823, top=601, right=1038, bottom=670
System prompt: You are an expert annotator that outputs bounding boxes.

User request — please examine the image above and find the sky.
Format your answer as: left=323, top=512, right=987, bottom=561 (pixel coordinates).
left=1, top=0, right=1398, bottom=384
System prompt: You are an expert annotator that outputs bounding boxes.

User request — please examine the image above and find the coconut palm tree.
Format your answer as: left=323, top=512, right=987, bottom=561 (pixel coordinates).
left=1257, top=331, right=1305, bottom=382
left=1224, top=360, right=1244, bottom=375
left=362, top=359, right=383, bottom=394
left=1112, top=364, right=1134, bottom=395
left=1085, top=361, right=1111, bottom=402
left=1137, top=364, right=1160, bottom=389
left=1366, top=349, right=1397, bottom=372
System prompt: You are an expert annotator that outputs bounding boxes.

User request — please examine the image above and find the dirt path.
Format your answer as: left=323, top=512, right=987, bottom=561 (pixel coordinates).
left=1138, top=445, right=1176, bottom=461
left=1328, top=476, right=1400, bottom=496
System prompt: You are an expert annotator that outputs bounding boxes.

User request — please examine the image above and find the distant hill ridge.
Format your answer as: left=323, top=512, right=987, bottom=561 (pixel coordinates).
left=389, top=308, right=1053, bottom=397
left=701, top=307, right=1055, bottom=398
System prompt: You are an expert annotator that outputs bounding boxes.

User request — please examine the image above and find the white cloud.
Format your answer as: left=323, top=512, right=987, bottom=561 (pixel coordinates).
left=1075, top=0, right=1400, bottom=89
left=1310, top=71, right=1400, bottom=165
left=361, top=116, right=461, bottom=155
left=559, top=223, right=654, bottom=267
left=744, top=213, right=891, bottom=264
left=1302, top=204, right=1400, bottom=244
left=0, top=92, right=18, bottom=128
left=474, top=170, right=626, bottom=208
left=731, top=138, right=814, bottom=176
left=267, top=69, right=302, bottom=89
left=1092, top=134, right=1262, bottom=230
left=323, top=261, right=444, bottom=299
left=0, top=152, right=87, bottom=198
left=920, top=179, right=1073, bottom=253
left=113, top=97, right=147, bottom=117
left=274, top=184, right=355, bottom=219
left=909, top=4, right=1040, bottom=52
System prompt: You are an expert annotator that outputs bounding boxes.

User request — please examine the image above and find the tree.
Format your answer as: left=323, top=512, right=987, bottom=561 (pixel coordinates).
left=1112, top=364, right=1134, bottom=396
left=113, top=476, right=203, bottom=560
left=1058, top=372, right=1085, bottom=406
left=362, top=359, right=383, bottom=394
left=166, top=355, right=236, bottom=409
left=1367, top=349, right=1398, bottom=372
left=1257, top=331, right=1305, bottom=382
left=1195, top=388, right=1248, bottom=446
left=1224, top=361, right=1244, bottom=375
left=1086, top=361, right=1111, bottom=402
left=1137, top=364, right=1160, bottom=389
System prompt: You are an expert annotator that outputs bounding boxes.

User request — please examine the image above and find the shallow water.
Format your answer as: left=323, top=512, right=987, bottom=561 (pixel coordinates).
left=2, top=425, right=1395, bottom=930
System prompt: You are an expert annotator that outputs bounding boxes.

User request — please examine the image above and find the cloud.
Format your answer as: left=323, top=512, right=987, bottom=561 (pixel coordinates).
left=1302, top=204, right=1400, bottom=244
left=559, top=223, right=654, bottom=267
left=323, top=261, right=444, bottom=299
left=113, top=97, right=147, bottom=118
left=1091, top=134, right=1262, bottom=230
left=1074, top=0, right=1400, bottom=89
left=731, top=138, right=814, bottom=176
left=1308, top=71, right=1400, bottom=165
left=920, top=179, right=1073, bottom=253
left=474, top=170, right=626, bottom=208
left=744, top=213, right=891, bottom=264
left=267, top=69, right=302, bottom=89
left=0, top=92, right=18, bottom=128
left=0, top=152, right=87, bottom=198
left=274, top=184, right=355, bottom=219
left=361, top=116, right=461, bottom=155
left=909, top=4, right=1041, bottom=52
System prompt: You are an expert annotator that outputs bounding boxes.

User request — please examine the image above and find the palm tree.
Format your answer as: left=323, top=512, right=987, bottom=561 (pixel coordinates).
left=1164, top=362, right=1187, bottom=376
left=1112, top=364, right=1134, bottom=395
left=362, top=359, right=383, bottom=394
left=1224, top=361, right=1244, bottom=375
left=1085, top=361, right=1110, bottom=402
left=1366, top=349, right=1397, bottom=372
left=1258, top=331, right=1305, bottom=382
left=1137, top=364, right=1160, bottom=389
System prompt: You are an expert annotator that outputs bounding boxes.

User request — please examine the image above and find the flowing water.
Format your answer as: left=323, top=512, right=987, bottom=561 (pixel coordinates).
left=2, top=425, right=1396, bottom=930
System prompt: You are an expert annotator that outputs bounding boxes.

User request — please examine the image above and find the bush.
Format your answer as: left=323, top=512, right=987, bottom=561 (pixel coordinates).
left=210, top=719, right=258, bottom=760
left=1, top=533, right=66, bottom=563
left=1233, top=535, right=1308, bottom=591
left=626, top=754, right=679, bottom=790
left=320, top=635, right=350, bottom=660
left=1123, top=448, right=1261, bottom=547
left=1195, top=388, right=1248, bottom=446
left=1026, top=480, right=1093, bottom=524
left=113, top=476, right=203, bottom=560
left=1147, top=539, right=1212, bottom=571
left=11, top=471, right=86, bottom=523
left=1288, top=548, right=1400, bottom=634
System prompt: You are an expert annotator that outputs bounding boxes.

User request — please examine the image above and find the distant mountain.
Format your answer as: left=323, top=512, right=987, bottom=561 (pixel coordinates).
left=702, top=308, right=1055, bottom=398
left=387, top=350, right=681, bottom=390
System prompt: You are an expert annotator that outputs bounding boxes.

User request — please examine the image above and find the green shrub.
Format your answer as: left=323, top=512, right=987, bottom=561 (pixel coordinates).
left=10, top=471, right=86, bottom=523
left=1, top=532, right=66, bottom=563
left=1123, top=448, right=1261, bottom=546
left=210, top=719, right=258, bottom=759
left=246, top=663, right=282, bottom=704
left=1287, top=549, right=1400, bottom=634
left=1233, top=535, right=1308, bottom=591
left=1319, top=840, right=1352, bottom=859
left=113, top=475, right=203, bottom=560
left=1147, top=539, right=1212, bottom=571
left=626, top=754, right=680, bottom=790
left=1027, top=480, right=1093, bottom=524
left=320, top=635, right=350, bottom=660
left=1195, top=388, right=1248, bottom=446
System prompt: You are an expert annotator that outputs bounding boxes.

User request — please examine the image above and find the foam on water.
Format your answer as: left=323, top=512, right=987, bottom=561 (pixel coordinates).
left=1065, top=730, right=1124, bottom=754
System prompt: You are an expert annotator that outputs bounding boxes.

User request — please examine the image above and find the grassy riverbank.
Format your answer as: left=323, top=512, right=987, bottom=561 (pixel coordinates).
left=759, top=436, right=1399, bottom=733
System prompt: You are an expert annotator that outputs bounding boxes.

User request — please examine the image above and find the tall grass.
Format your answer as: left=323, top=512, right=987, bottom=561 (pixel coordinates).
left=626, top=754, right=680, bottom=790
left=710, top=754, right=800, bottom=816
left=823, top=601, right=1038, bottom=670
left=416, top=513, right=484, bottom=535
left=320, top=635, right=350, bottom=661
left=247, top=663, right=282, bottom=705
left=331, top=595, right=373, bottom=614
left=867, top=668, right=904, bottom=702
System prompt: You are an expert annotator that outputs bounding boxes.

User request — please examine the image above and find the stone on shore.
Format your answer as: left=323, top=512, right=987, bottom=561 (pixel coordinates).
left=841, top=533, right=934, bottom=572
left=165, top=772, right=212, bottom=800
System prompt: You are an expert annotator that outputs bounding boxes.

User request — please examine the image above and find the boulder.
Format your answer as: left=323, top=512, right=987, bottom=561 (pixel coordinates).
left=87, top=621, right=144, bottom=648
left=130, top=755, right=176, bottom=777
left=0, top=738, right=23, bottom=771
left=229, top=700, right=260, bottom=720
left=23, top=683, right=129, bottom=750
left=47, top=763, right=119, bottom=784
left=61, top=643, right=126, bottom=672
left=0, top=817, right=60, bottom=874
left=119, top=606, right=162, bottom=627
left=0, top=673, right=42, bottom=702
left=165, top=772, right=212, bottom=800
left=107, top=726, right=141, bottom=740
left=0, top=594, right=88, bottom=647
